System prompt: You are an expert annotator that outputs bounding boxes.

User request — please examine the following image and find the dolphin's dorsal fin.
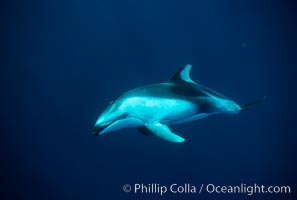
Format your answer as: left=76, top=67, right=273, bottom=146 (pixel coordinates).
left=170, top=64, right=194, bottom=83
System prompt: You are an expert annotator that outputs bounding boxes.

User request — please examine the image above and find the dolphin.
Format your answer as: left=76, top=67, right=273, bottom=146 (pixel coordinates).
left=93, top=65, right=264, bottom=143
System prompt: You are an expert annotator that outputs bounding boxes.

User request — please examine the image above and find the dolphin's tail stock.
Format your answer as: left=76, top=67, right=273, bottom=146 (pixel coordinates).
left=240, top=96, right=266, bottom=112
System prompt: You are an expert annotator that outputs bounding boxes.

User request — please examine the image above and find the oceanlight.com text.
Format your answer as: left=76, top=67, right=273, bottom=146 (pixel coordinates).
left=122, top=183, right=291, bottom=196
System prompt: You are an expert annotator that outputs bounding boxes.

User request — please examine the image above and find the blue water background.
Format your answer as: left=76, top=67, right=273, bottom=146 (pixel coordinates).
left=1, top=0, right=296, bottom=199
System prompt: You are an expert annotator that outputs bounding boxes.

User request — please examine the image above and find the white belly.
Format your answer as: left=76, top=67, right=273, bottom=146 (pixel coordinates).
left=122, top=97, right=198, bottom=123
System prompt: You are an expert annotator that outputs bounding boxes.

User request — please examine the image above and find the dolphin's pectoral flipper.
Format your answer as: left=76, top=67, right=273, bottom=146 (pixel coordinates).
left=144, top=122, right=185, bottom=143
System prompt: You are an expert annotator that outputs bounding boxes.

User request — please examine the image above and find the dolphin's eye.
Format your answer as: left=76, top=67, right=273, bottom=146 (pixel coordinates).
left=122, top=113, right=128, bottom=117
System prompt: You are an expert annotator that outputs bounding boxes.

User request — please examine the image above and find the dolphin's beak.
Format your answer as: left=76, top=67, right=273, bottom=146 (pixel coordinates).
left=92, top=121, right=112, bottom=136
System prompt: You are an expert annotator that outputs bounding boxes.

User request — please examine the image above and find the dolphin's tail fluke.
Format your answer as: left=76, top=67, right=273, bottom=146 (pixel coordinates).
left=240, top=96, right=266, bottom=112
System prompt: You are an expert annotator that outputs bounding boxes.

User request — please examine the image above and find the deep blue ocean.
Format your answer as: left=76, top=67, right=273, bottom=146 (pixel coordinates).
left=1, top=0, right=297, bottom=199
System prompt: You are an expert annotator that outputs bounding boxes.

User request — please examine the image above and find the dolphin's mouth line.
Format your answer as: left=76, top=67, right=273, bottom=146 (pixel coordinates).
left=93, top=116, right=145, bottom=136
left=92, top=121, right=113, bottom=135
